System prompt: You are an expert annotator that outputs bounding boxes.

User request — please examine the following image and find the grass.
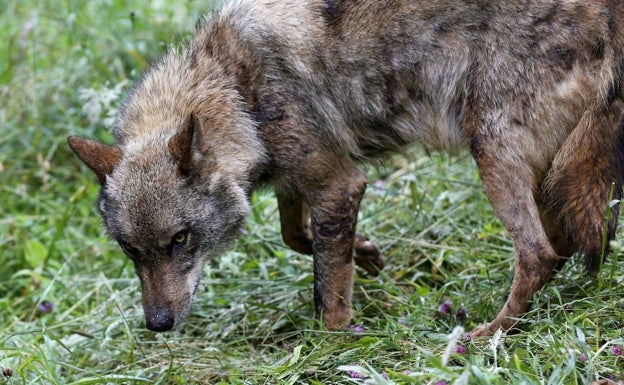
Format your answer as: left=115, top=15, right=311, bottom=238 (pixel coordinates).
left=1, top=1, right=623, bottom=384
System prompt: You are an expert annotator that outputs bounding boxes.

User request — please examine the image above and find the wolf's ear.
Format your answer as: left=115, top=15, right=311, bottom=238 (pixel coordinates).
left=168, top=113, right=201, bottom=177
left=67, top=136, right=122, bottom=185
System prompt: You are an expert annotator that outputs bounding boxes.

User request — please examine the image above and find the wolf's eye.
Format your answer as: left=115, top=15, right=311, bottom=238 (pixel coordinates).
left=172, top=231, right=188, bottom=246
left=171, top=231, right=189, bottom=254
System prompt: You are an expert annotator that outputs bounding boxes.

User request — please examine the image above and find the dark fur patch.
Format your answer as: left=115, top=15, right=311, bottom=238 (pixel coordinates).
left=591, top=38, right=606, bottom=61
left=469, top=134, right=484, bottom=160
left=252, top=101, right=286, bottom=123
left=321, top=0, right=342, bottom=31
left=533, top=3, right=561, bottom=27
left=315, top=218, right=344, bottom=238
left=547, top=46, right=576, bottom=70
left=605, top=59, right=624, bottom=104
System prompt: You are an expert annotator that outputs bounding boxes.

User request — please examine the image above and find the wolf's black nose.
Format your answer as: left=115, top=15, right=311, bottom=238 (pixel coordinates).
left=145, top=310, right=175, bottom=332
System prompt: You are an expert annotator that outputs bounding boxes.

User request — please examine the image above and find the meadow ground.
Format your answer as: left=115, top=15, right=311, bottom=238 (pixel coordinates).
left=1, top=1, right=623, bottom=384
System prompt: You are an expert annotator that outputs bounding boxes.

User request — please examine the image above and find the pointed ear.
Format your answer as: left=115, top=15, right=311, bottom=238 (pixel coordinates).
left=168, top=113, right=201, bottom=176
left=67, top=136, right=122, bottom=184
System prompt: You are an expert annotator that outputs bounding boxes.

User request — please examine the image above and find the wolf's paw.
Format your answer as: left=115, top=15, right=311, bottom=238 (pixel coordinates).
left=471, top=315, right=521, bottom=337
left=469, top=322, right=497, bottom=337
left=322, top=304, right=354, bottom=330
left=353, top=233, right=384, bottom=276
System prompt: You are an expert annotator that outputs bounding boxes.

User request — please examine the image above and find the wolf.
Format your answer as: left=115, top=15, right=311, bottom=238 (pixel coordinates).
left=68, top=0, right=624, bottom=335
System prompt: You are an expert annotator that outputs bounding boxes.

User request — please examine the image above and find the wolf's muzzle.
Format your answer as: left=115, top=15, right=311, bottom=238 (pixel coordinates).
left=145, top=307, right=175, bottom=332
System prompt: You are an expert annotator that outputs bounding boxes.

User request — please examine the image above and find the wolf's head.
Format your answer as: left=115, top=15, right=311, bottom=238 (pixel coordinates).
left=68, top=113, right=256, bottom=332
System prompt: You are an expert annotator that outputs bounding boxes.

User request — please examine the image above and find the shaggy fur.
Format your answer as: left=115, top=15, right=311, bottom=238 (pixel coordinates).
left=69, top=0, right=624, bottom=335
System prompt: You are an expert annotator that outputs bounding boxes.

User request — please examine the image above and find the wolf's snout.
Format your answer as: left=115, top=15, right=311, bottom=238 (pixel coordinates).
left=145, top=307, right=175, bottom=332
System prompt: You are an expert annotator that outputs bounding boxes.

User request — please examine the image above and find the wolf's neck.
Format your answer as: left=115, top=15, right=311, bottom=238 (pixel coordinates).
left=115, top=36, right=268, bottom=192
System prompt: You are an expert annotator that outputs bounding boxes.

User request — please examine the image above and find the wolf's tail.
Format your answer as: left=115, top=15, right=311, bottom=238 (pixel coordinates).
left=544, top=75, right=624, bottom=273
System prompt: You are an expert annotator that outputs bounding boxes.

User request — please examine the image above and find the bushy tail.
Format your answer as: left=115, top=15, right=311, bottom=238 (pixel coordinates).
left=545, top=98, right=624, bottom=273
left=544, top=98, right=624, bottom=274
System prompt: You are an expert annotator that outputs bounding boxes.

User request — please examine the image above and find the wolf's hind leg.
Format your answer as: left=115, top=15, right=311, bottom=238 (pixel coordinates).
left=469, top=132, right=560, bottom=336
left=538, top=207, right=577, bottom=271
left=277, top=192, right=385, bottom=275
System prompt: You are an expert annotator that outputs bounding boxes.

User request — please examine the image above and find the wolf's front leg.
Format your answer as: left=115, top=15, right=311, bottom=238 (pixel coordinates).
left=277, top=190, right=385, bottom=275
left=276, top=191, right=314, bottom=255
left=303, top=169, right=368, bottom=330
left=468, top=118, right=561, bottom=336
